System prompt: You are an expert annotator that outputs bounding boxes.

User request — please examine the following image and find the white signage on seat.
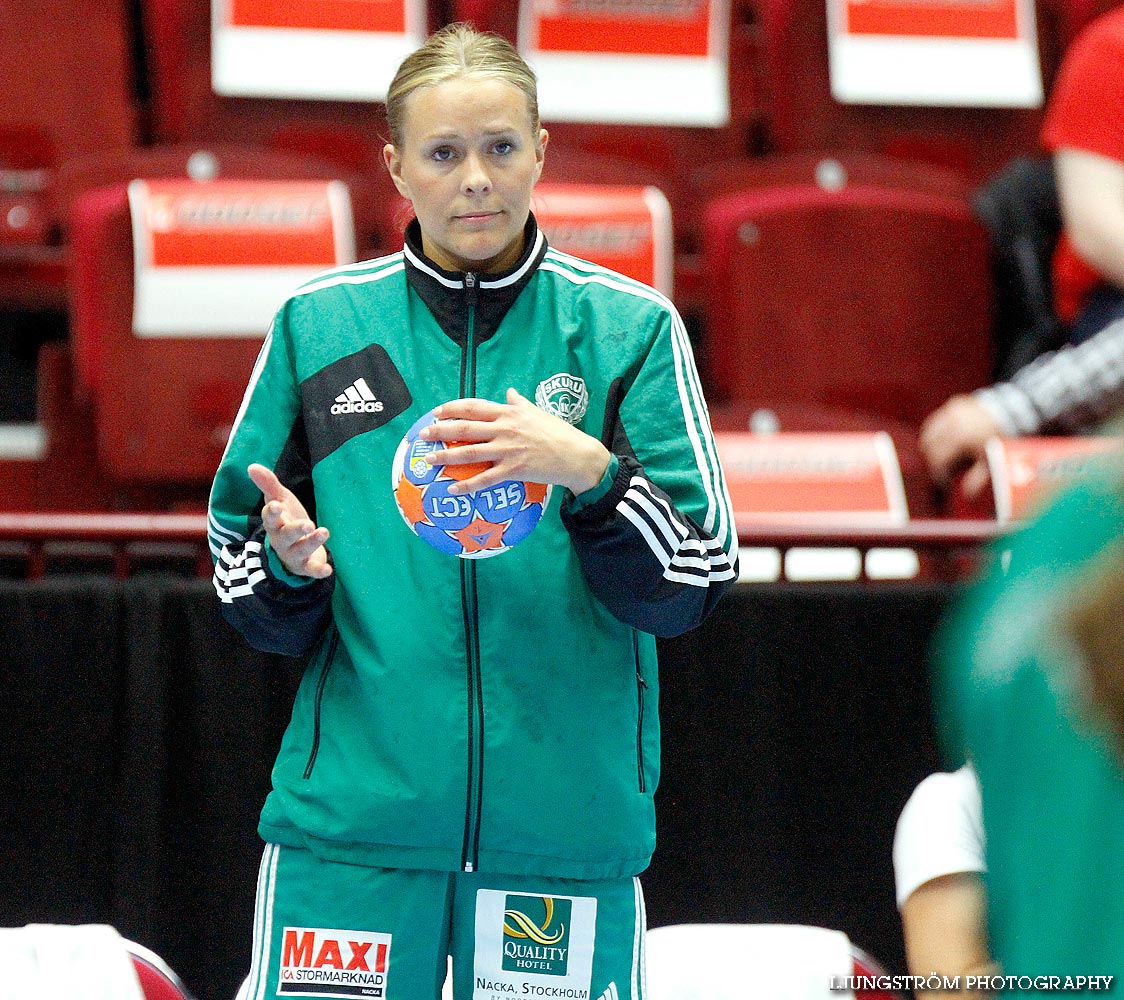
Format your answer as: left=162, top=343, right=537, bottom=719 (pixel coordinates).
left=212, top=0, right=426, bottom=101
left=716, top=431, right=908, bottom=524
left=534, top=183, right=673, bottom=295
left=987, top=436, right=1124, bottom=523
left=129, top=178, right=355, bottom=338
left=519, top=0, right=730, bottom=125
left=827, top=0, right=1043, bottom=107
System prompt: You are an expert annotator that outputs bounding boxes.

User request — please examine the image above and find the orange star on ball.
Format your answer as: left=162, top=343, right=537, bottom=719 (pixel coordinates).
left=394, top=476, right=430, bottom=527
left=453, top=516, right=508, bottom=553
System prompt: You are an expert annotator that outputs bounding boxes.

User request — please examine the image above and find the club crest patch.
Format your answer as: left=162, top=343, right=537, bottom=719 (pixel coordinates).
left=535, top=373, right=589, bottom=425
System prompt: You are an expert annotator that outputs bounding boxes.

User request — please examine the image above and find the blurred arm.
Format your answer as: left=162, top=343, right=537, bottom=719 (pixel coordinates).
left=901, top=873, right=995, bottom=995
left=1055, top=148, right=1124, bottom=291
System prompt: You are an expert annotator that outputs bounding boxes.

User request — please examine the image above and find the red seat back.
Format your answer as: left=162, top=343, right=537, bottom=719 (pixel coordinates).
left=67, top=171, right=356, bottom=484
left=702, top=157, right=994, bottom=429
left=0, top=0, right=138, bottom=304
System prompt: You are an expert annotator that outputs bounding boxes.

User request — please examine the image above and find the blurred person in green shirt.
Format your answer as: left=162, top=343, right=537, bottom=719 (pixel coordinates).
left=934, top=464, right=1124, bottom=985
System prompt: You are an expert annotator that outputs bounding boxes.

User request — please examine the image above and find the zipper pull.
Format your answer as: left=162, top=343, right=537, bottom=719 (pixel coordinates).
left=465, top=271, right=478, bottom=307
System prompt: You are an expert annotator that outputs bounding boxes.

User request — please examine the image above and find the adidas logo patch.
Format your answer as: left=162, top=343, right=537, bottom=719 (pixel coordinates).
left=331, top=377, right=384, bottom=415
left=595, top=984, right=618, bottom=1000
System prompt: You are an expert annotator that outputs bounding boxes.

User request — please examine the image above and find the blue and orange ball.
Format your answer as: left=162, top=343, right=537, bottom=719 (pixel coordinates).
left=392, top=409, right=551, bottom=558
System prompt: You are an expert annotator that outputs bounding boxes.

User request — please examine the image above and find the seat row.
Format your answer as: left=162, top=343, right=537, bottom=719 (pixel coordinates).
left=1, top=0, right=1116, bottom=314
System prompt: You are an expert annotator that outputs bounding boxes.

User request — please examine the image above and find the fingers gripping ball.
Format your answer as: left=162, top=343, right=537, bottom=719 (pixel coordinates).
left=392, top=410, right=552, bottom=558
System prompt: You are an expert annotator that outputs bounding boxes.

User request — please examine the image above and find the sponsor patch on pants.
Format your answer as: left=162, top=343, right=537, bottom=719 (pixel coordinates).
left=278, top=927, right=392, bottom=998
left=473, top=891, right=596, bottom=999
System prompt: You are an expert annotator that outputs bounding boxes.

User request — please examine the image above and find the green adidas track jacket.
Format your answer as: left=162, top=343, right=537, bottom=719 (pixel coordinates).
left=209, top=217, right=738, bottom=879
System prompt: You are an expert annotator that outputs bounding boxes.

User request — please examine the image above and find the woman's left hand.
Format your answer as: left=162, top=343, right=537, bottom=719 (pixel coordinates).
left=419, top=388, right=611, bottom=495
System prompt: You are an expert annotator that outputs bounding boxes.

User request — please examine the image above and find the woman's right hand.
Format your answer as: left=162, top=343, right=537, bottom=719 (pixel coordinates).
left=247, top=463, right=333, bottom=579
left=919, top=395, right=1002, bottom=498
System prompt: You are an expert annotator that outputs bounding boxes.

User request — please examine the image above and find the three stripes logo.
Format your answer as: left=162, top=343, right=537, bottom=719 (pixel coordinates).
left=501, top=895, right=571, bottom=976
left=595, top=985, right=619, bottom=1000
left=331, top=377, right=384, bottom=415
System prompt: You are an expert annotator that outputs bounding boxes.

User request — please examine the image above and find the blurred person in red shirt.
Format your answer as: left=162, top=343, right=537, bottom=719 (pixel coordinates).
left=921, top=6, right=1124, bottom=496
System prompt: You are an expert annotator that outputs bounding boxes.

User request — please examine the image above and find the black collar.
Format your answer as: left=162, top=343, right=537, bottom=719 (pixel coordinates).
left=402, top=215, right=549, bottom=347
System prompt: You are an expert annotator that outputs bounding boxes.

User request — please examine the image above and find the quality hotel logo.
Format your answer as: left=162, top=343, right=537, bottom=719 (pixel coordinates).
left=502, top=895, right=571, bottom=976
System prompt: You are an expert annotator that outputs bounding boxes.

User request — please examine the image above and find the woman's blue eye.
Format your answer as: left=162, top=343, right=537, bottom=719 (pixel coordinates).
left=493, top=141, right=514, bottom=155
left=432, top=147, right=456, bottom=162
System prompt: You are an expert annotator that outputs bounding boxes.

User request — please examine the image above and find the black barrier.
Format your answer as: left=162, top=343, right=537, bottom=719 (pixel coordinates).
left=0, top=577, right=952, bottom=999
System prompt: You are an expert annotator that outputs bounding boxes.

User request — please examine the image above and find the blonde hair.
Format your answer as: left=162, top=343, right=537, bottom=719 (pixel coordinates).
left=386, top=23, right=541, bottom=147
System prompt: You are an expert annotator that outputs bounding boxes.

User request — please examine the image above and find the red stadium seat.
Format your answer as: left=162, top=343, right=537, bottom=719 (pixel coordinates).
left=449, top=0, right=765, bottom=183
left=677, top=152, right=972, bottom=311
left=139, top=0, right=437, bottom=156
left=136, top=0, right=432, bottom=254
left=709, top=402, right=936, bottom=518
left=66, top=170, right=357, bottom=487
left=754, top=0, right=1061, bottom=183
left=0, top=0, right=138, bottom=307
left=60, top=144, right=371, bottom=401
left=701, top=155, right=994, bottom=429
left=699, top=155, right=993, bottom=517
left=533, top=182, right=675, bottom=295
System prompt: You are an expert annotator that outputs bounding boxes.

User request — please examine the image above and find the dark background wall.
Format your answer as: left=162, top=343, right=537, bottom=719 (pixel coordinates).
left=0, top=577, right=951, bottom=1000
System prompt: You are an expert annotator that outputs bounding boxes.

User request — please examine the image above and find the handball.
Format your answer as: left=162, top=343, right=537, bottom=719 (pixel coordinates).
left=392, top=409, right=552, bottom=558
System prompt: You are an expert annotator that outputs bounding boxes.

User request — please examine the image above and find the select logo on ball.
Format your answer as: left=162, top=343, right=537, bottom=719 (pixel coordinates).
left=392, top=409, right=551, bottom=558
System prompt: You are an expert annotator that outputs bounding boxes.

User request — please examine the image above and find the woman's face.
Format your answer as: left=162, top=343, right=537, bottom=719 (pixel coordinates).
left=384, top=75, right=547, bottom=274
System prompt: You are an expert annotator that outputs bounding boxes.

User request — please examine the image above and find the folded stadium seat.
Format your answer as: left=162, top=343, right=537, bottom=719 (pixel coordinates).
left=708, top=401, right=936, bottom=519
left=700, top=158, right=994, bottom=517
left=947, top=435, right=1124, bottom=523
left=380, top=171, right=676, bottom=289
left=645, top=923, right=904, bottom=1000
left=55, top=143, right=375, bottom=409
left=543, top=126, right=745, bottom=301
left=701, top=163, right=994, bottom=425
left=533, top=182, right=675, bottom=295
left=140, top=0, right=441, bottom=148
left=754, top=0, right=1062, bottom=184
left=538, top=140, right=732, bottom=334
left=54, top=142, right=380, bottom=262
left=137, top=0, right=440, bottom=255
left=677, top=152, right=973, bottom=324
left=711, top=425, right=938, bottom=579
left=65, top=172, right=358, bottom=497
left=454, top=0, right=764, bottom=121
left=450, top=0, right=767, bottom=197
left=47, top=144, right=374, bottom=510
left=0, top=0, right=138, bottom=308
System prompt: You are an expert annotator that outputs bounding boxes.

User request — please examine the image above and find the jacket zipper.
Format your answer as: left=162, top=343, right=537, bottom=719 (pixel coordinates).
left=634, top=632, right=648, bottom=793
left=303, top=626, right=340, bottom=779
left=460, top=273, right=486, bottom=872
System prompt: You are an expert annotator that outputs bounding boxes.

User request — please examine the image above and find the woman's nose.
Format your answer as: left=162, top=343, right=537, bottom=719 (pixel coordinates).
left=461, top=153, right=492, bottom=196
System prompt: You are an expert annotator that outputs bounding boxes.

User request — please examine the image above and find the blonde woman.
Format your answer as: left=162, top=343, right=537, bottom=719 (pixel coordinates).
left=209, top=24, right=738, bottom=1000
